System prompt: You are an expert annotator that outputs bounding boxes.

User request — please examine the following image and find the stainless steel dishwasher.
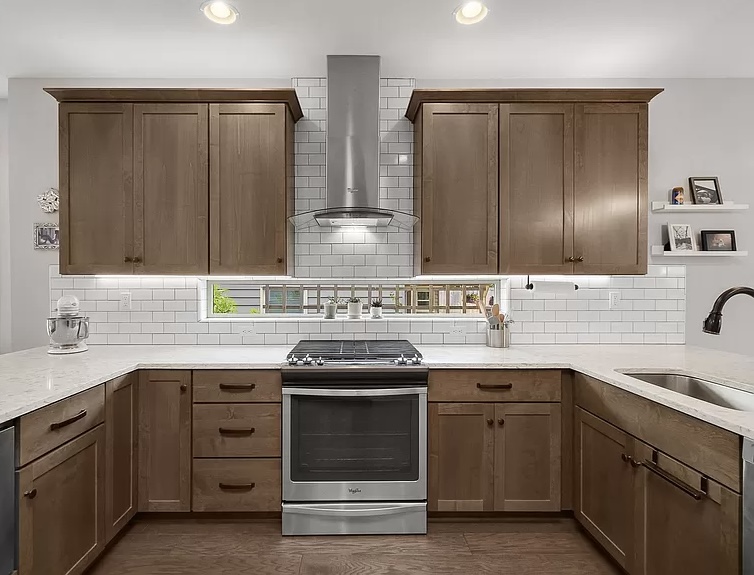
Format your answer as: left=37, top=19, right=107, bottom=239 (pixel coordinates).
left=744, top=438, right=754, bottom=575
left=0, top=425, right=15, bottom=575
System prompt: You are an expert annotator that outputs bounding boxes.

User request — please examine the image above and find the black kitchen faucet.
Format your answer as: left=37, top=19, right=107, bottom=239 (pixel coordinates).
left=702, top=286, right=754, bottom=334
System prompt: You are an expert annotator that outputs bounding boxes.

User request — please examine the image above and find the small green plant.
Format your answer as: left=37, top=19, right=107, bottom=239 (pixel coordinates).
left=212, top=285, right=238, bottom=314
left=348, top=297, right=361, bottom=304
left=371, top=299, right=383, bottom=308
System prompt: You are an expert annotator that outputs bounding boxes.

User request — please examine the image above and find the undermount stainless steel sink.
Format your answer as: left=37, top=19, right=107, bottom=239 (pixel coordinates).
left=622, top=372, right=754, bottom=411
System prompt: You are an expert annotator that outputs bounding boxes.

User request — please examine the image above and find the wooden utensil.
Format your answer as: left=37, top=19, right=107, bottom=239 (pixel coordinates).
left=492, top=303, right=500, bottom=318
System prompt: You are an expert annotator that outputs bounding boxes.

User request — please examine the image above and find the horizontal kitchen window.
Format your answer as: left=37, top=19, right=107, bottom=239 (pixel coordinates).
left=205, top=279, right=503, bottom=318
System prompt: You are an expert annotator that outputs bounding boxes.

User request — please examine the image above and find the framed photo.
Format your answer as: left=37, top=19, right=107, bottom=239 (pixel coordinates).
left=688, top=177, right=723, bottom=205
left=701, top=230, right=737, bottom=252
left=34, top=223, right=59, bottom=250
left=668, top=223, right=696, bottom=252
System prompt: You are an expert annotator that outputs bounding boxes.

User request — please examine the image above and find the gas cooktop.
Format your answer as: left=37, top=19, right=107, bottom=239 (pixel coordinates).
left=286, top=340, right=423, bottom=366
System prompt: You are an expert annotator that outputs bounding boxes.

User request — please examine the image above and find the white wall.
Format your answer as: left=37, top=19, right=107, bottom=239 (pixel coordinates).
left=418, top=78, right=754, bottom=356
left=7, top=78, right=288, bottom=352
left=7, top=77, right=754, bottom=354
left=0, top=99, right=9, bottom=353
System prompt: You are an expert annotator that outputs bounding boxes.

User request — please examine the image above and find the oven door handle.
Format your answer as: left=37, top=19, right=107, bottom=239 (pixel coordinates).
left=284, top=504, right=424, bottom=517
left=283, top=387, right=427, bottom=397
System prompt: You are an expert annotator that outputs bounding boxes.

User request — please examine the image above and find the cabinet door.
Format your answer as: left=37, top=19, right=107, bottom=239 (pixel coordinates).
left=428, top=403, right=495, bottom=511
left=210, top=103, right=293, bottom=275
left=134, top=104, right=209, bottom=274
left=633, top=441, right=740, bottom=575
left=420, top=104, right=498, bottom=274
left=574, top=407, right=636, bottom=571
left=500, top=104, right=574, bottom=274
left=574, top=103, right=648, bottom=274
left=138, top=370, right=192, bottom=512
left=59, top=103, right=133, bottom=274
left=494, top=403, right=561, bottom=511
left=18, top=426, right=106, bottom=575
left=105, top=373, right=137, bottom=542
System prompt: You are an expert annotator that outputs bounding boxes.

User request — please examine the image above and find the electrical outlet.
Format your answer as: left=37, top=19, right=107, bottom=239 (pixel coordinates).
left=609, top=291, right=621, bottom=310
left=240, top=328, right=255, bottom=335
left=450, top=327, right=464, bottom=335
left=119, top=291, right=132, bottom=311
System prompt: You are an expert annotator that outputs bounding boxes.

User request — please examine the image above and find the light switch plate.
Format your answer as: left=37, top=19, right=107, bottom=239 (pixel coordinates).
left=119, top=292, right=132, bottom=311
left=609, top=292, right=621, bottom=310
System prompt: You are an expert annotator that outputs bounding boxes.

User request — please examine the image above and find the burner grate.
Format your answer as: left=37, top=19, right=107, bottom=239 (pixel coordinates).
left=288, top=340, right=421, bottom=362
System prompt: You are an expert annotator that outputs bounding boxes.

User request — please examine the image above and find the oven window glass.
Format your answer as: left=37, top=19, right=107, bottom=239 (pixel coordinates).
left=290, top=394, right=419, bottom=482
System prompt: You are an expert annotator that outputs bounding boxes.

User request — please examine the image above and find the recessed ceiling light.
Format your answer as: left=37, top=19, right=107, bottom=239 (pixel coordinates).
left=454, top=1, right=489, bottom=25
left=200, top=1, right=239, bottom=25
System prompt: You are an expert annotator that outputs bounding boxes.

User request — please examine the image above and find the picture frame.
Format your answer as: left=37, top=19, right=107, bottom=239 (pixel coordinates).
left=667, top=223, right=696, bottom=252
left=700, top=230, right=737, bottom=252
left=688, top=177, right=723, bottom=205
left=33, top=223, right=60, bottom=250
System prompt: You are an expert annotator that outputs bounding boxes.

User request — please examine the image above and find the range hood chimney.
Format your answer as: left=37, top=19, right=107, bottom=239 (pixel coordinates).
left=289, top=55, right=418, bottom=230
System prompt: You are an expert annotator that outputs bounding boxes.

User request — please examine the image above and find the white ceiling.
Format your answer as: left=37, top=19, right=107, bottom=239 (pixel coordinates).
left=1, top=0, right=753, bottom=97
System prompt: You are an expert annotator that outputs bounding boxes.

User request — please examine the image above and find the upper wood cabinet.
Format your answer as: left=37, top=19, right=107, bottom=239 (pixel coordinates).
left=416, top=103, right=499, bottom=275
left=499, top=104, right=574, bottom=274
left=134, top=104, right=209, bottom=274
left=574, top=104, right=648, bottom=274
left=210, top=104, right=294, bottom=275
left=49, top=89, right=301, bottom=276
left=138, top=370, right=192, bottom=512
left=407, top=89, right=660, bottom=275
left=59, top=103, right=134, bottom=275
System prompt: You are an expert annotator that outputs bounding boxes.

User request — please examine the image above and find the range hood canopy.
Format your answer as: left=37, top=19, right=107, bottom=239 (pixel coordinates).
left=289, top=55, right=418, bottom=230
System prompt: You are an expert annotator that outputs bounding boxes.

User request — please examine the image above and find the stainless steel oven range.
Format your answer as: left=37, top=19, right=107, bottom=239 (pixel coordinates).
left=282, top=340, right=427, bottom=536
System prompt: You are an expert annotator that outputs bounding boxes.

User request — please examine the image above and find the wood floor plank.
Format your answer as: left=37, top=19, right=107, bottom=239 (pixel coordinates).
left=464, top=531, right=598, bottom=554
left=88, top=554, right=303, bottom=575
left=299, top=553, right=489, bottom=575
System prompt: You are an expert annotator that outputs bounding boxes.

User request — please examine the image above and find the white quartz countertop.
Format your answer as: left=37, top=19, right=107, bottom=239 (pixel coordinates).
left=1, top=345, right=753, bottom=438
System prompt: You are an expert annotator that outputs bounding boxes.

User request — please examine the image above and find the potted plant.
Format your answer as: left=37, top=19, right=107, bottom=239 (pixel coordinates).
left=347, top=297, right=363, bottom=319
left=370, top=299, right=383, bottom=319
left=323, top=297, right=339, bottom=320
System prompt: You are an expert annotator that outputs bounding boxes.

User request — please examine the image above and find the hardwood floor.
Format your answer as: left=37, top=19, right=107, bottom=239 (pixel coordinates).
left=87, top=518, right=621, bottom=574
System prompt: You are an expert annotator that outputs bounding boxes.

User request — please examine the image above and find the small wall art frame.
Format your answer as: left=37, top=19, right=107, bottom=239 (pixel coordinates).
left=688, top=177, right=723, bottom=205
left=33, top=223, right=60, bottom=250
left=668, top=223, right=696, bottom=252
left=700, top=230, right=737, bottom=252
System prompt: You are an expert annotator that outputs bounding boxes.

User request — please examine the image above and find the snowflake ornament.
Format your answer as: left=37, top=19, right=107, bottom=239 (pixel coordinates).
left=37, top=188, right=60, bottom=213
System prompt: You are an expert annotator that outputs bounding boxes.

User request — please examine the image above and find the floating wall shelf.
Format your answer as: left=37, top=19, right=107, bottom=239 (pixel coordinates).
left=651, top=202, right=749, bottom=213
left=651, top=245, right=748, bottom=257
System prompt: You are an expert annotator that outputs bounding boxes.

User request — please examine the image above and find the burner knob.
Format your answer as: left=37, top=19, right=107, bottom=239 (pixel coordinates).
left=296, top=360, right=304, bottom=366
left=316, top=357, right=325, bottom=366
left=411, top=354, right=422, bottom=365
left=288, top=355, right=297, bottom=366
left=303, top=354, right=313, bottom=366
left=395, top=354, right=408, bottom=366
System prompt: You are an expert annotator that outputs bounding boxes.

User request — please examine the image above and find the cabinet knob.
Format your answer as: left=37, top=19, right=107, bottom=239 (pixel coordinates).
left=567, top=256, right=575, bottom=263
left=486, top=418, right=494, bottom=426
left=277, top=257, right=284, bottom=264
left=424, top=257, right=431, bottom=263
left=133, top=257, right=142, bottom=264
left=498, top=418, right=505, bottom=426
left=576, top=256, right=584, bottom=263
left=124, top=256, right=133, bottom=263
left=180, top=383, right=188, bottom=392
left=24, top=488, right=37, bottom=499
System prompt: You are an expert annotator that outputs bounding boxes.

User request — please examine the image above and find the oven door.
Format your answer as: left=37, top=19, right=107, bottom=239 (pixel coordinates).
left=283, top=386, right=427, bottom=502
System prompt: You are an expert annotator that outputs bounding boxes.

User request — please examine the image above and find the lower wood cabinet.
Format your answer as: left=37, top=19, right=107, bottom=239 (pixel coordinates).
left=575, top=406, right=741, bottom=575
left=18, top=426, right=106, bottom=575
left=574, top=407, right=636, bottom=571
left=632, top=441, right=740, bottom=575
left=138, top=370, right=192, bottom=512
left=192, top=459, right=281, bottom=512
left=429, top=402, right=561, bottom=512
left=105, top=373, right=138, bottom=542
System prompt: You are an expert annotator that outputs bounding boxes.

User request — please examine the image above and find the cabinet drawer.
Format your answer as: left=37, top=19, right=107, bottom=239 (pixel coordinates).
left=193, top=371, right=281, bottom=403
left=192, top=458, right=281, bottom=512
left=429, top=370, right=561, bottom=402
left=193, top=404, right=281, bottom=458
left=19, top=385, right=105, bottom=466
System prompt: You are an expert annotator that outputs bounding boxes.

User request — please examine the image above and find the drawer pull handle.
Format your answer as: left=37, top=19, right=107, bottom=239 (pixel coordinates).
left=476, top=383, right=513, bottom=391
left=24, top=488, right=38, bottom=499
left=640, top=460, right=705, bottom=500
left=498, top=418, right=504, bottom=426
left=49, top=409, right=87, bottom=431
left=219, top=427, right=256, bottom=436
left=219, top=482, right=256, bottom=491
left=219, top=383, right=256, bottom=391
left=486, top=419, right=494, bottom=426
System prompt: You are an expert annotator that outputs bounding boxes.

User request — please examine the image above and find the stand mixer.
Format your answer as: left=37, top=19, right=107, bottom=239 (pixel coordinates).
left=47, top=295, right=90, bottom=354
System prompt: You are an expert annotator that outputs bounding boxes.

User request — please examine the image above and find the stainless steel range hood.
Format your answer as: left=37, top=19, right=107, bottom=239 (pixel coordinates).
left=289, top=56, right=418, bottom=230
